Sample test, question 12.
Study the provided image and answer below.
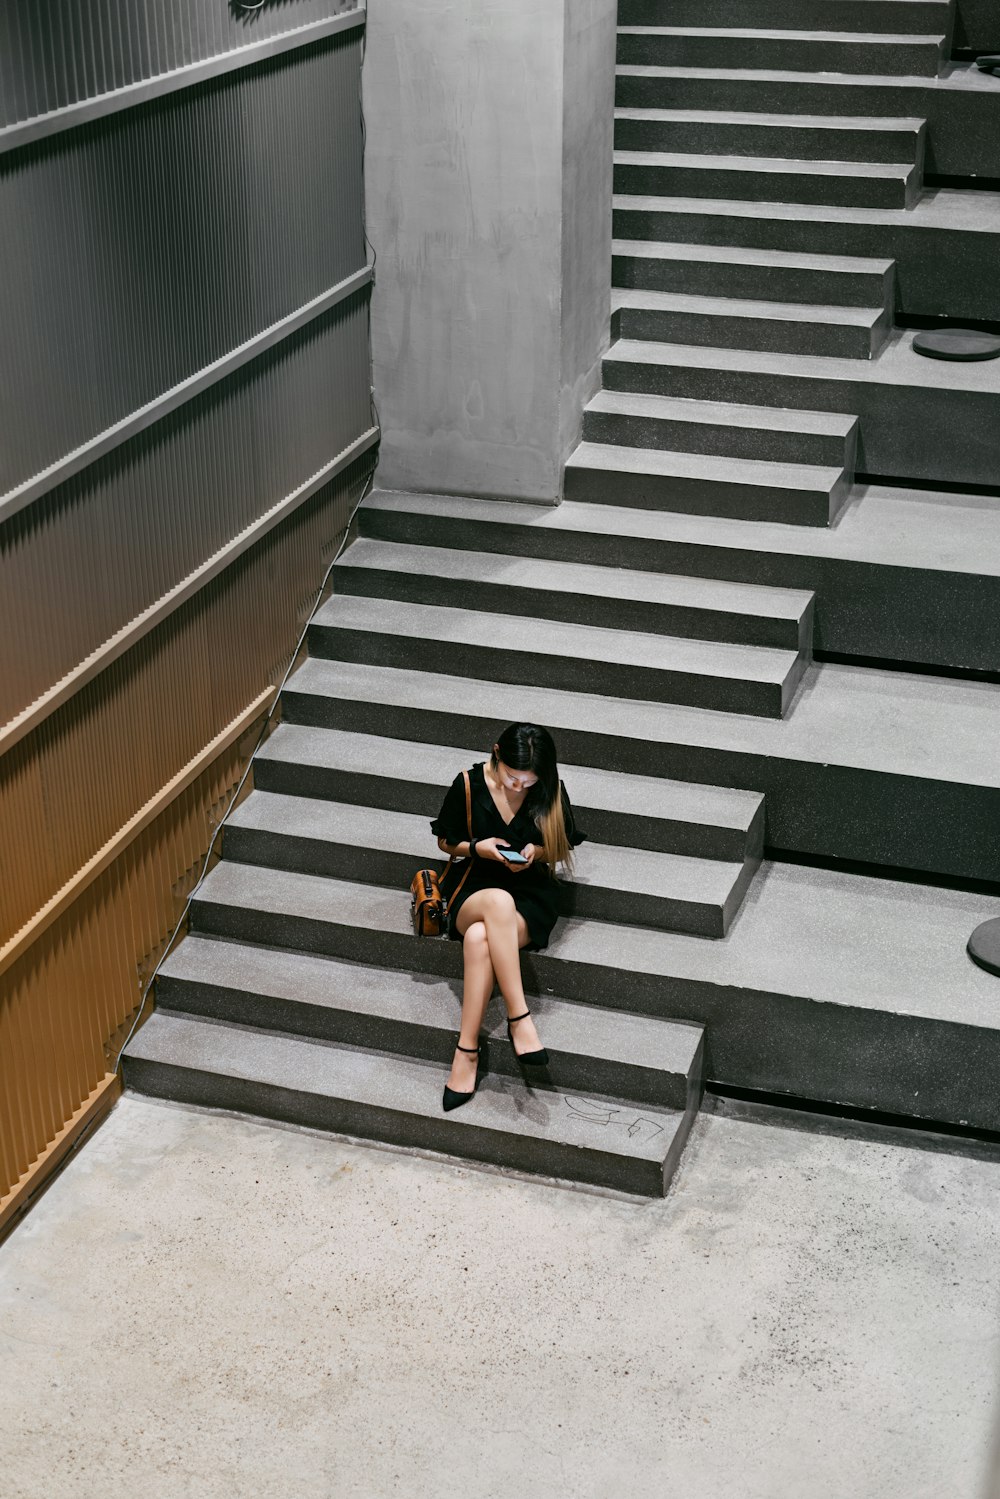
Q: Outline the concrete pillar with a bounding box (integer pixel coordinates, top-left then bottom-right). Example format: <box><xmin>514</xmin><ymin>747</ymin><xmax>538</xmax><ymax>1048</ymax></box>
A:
<box><xmin>363</xmin><ymin>0</ymin><xmax>617</xmax><ymax>503</ymax></box>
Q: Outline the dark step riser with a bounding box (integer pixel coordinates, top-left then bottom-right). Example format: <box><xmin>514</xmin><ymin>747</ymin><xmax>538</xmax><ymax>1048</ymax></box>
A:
<box><xmin>307</xmin><ymin>623</ymin><xmax>788</xmax><ymax>719</ymax></box>
<box><xmin>356</xmin><ymin>503</ymin><xmax>997</xmax><ymax>674</ymax></box>
<box><xmin>600</xmin><ymin>359</ymin><xmax>1000</xmax><ymax>488</ymax></box>
<box><xmin>335</xmin><ymin>560</ymin><xmax>805</xmax><ymax>650</ymax></box>
<box><xmin>155</xmin><ymin>978</ymin><xmax>695</xmax><ymax>1111</ymax></box>
<box><xmin>616</xmin><ymin>34</ymin><xmax>942</xmax><ymax>76</ymax></box>
<box><xmin>614</xmin><ymin>161</ymin><xmax>914</xmax><ymax>210</ymax></box>
<box><xmin>182</xmin><ymin>901</ymin><xmax>1000</xmax><ymax>1134</ymax></box>
<box><xmin>565</xmin><ymin>464</ymin><xmax>842</xmax><ymax>526</ymax></box>
<box><xmin>617</xmin><ymin>1</ymin><xmax>952</xmax><ymax>34</ymax></box>
<box><xmin>612</xmin><ymin>303</ymin><xmax>882</xmax><ymax>360</ymax></box>
<box><xmin>123</xmin><ymin>1054</ymin><xmax>671</xmax><ymax>1196</ymax></box>
<box><xmin>279</xmin><ymin>689</ymin><xmax>1000</xmax><ymax>884</ymax></box>
<box><xmin>220</xmin><ymin>826</ymin><xmax>733</xmax><ymax>938</ymax></box>
<box><xmin>614</xmin><ymin>79</ymin><xmax>999</xmax><ymax>183</ymax></box>
<box><xmin>612</xmin><ymin>253</ymin><xmax>891</xmax><ymax>309</ymax></box>
<box><xmin>614</xmin><ymin>119</ymin><xmax>924</xmax><ymax>166</ymax></box>
<box><xmin>253</xmin><ymin>759</ymin><xmax>764</xmax><ymax>863</ymax></box>
<box><xmin>615</xmin><ymin>207</ymin><xmax>1000</xmax><ymax>326</ymax></box>
<box><xmin>582</xmin><ymin>408</ymin><xmax>856</xmax><ymax>469</ymax></box>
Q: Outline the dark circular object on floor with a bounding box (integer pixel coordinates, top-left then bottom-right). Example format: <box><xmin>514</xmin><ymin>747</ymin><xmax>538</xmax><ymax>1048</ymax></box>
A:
<box><xmin>975</xmin><ymin>53</ymin><xmax>1000</xmax><ymax>70</ymax></box>
<box><xmin>968</xmin><ymin>917</ymin><xmax>1000</xmax><ymax>977</ymax></box>
<box><xmin>912</xmin><ymin>328</ymin><xmax>1000</xmax><ymax>361</ymax></box>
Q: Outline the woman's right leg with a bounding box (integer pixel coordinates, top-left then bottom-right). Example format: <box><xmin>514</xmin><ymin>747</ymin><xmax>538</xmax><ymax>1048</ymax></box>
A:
<box><xmin>446</xmin><ymin>920</ymin><xmax>495</xmax><ymax>1093</ymax></box>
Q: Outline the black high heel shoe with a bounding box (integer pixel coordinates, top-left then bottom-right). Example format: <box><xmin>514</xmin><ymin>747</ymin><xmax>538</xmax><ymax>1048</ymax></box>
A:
<box><xmin>507</xmin><ymin>1009</ymin><xmax>549</xmax><ymax>1068</ymax></box>
<box><xmin>442</xmin><ymin>1040</ymin><xmax>485</xmax><ymax>1113</ymax></box>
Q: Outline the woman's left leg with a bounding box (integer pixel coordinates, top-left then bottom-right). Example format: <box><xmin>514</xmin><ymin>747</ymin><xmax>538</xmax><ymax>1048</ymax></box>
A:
<box><xmin>445</xmin><ymin>920</ymin><xmax>495</xmax><ymax>1093</ymax></box>
<box><xmin>456</xmin><ymin>888</ymin><xmax>544</xmax><ymax>1057</ymax></box>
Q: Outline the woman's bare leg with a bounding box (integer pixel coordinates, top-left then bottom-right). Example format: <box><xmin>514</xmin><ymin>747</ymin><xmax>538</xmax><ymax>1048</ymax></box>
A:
<box><xmin>456</xmin><ymin>888</ymin><xmax>544</xmax><ymax>1057</ymax></box>
<box><xmin>446</xmin><ymin>921</ymin><xmax>495</xmax><ymax>1092</ymax></box>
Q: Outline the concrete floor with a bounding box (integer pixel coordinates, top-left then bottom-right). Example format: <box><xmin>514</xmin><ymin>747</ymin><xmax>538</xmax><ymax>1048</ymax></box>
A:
<box><xmin>2</xmin><ymin>1099</ymin><xmax>1000</xmax><ymax>1499</ymax></box>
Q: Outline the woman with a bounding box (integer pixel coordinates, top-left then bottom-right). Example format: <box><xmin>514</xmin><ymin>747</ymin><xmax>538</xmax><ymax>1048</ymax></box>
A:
<box><xmin>430</xmin><ymin>722</ymin><xmax>586</xmax><ymax>1112</ymax></box>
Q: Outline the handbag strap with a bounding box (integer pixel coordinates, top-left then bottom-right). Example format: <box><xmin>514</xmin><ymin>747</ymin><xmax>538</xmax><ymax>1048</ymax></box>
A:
<box><xmin>444</xmin><ymin>769</ymin><xmax>475</xmax><ymax>914</ymax></box>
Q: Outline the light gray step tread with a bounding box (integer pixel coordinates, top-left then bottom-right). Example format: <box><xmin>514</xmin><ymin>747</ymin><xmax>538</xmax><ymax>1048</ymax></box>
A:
<box><xmin>284</xmin><ymin>654</ymin><xmax>1000</xmax><ymax>791</ymax></box>
<box><xmin>228</xmin><ymin>791</ymin><xmax>748</xmax><ymax>906</ymax></box>
<box><xmin>362</xmin><ymin>487</ymin><xmax>1000</xmax><ymax>583</ymax></box>
<box><xmin>613</xmin><ymin>236</ymin><xmax>893</xmax><ymax>274</ymax></box>
<box><xmin>606</xmin><ymin>330</ymin><xmax>1000</xmax><ymax>396</ymax></box>
<box><xmin>587</xmin><ymin>389</ymin><xmax>857</xmax><ymax>438</ymax></box>
<box><xmin>613</xmin><ymin>189</ymin><xmax>1000</xmax><ymax>236</ymax></box>
<box><xmin>614</xmin><ymin>107</ymin><xmax>926</xmax><ymax>131</ymax></box>
<box><xmin>612</xmin><ymin>289</ymin><xmax>884</xmax><ymax>327</ymax></box>
<box><xmin>312</xmin><ymin>593</ymin><xmax>798</xmax><ymax>685</ymax></box>
<box><xmin>127</xmin><ymin>1009</ymin><xmax>686</xmax><ymax>1166</ymax></box>
<box><xmin>617</xmin><ymin>63</ymin><xmax>949</xmax><ymax>84</ymax></box>
<box><xmin>159</xmin><ymin>936</ymin><xmax>704</xmax><ymax>1076</ymax></box>
<box><xmin>189</xmin><ymin>860</ymin><xmax>1000</xmax><ymax>1033</ymax></box>
<box><xmin>566</xmin><ymin>441</ymin><xmax>844</xmax><ymax>493</ymax></box>
<box><xmin>617</xmin><ymin>26</ymin><xmax>942</xmax><ymax>43</ymax></box>
<box><xmin>615</xmin><ymin>149</ymin><xmax>915</xmax><ymax>178</ymax></box>
<box><xmin>339</xmin><ymin>535</ymin><xmax>813</xmax><ymax>621</ymax></box>
<box><xmin>257</xmin><ymin>724</ymin><xmax>766</xmax><ymax>831</ymax></box>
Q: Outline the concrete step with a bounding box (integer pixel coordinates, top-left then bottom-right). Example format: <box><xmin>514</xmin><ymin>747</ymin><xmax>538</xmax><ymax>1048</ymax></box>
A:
<box><xmin>156</xmin><ymin>936</ymin><xmax>706</xmax><ymax>1112</ymax></box>
<box><xmin>279</xmin><ymin>653</ymin><xmax>1000</xmax><ymax>883</ymax></box>
<box><xmin>613</xmin><ymin>149</ymin><xmax>921</xmax><ymax>210</ymax></box>
<box><xmin>123</xmin><ymin>1007</ymin><xmax>694</xmax><ymax>1197</ymax></box>
<box><xmin>614</xmin><ymin>66</ymin><xmax>1000</xmax><ymax>184</ymax></box>
<box><xmin>357</xmin><ymin>486</ymin><xmax>1000</xmax><ymax>674</ymax></box>
<box><xmin>307</xmin><ymin>593</ymin><xmax>805</xmax><ymax>719</ymax></box>
<box><xmin>617</xmin><ymin>3</ymin><xmax>953</xmax><ymax>38</ymax></box>
<box><xmin>614</xmin><ymin>65</ymin><xmax>1000</xmax><ymax>182</ymax></box>
<box><xmin>616</xmin><ymin>27</ymin><xmax>946</xmax><ymax>77</ymax></box>
<box><xmin>564</xmin><ymin>441</ymin><xmax>848</xmax><ymax>527</ymax></box>
<box><xmin>613</xmin><ymin>189</ymin><xmax>1000</xmax><ymax>325</ymax></box>
<box><xmin>582</xmin><ymin>389</ymin><xmax>859</xmax><ymax>470</ymax></box>
<box><xmin>614</xmin><ymin>107</ymin><xmax>926</xmax><ymax>165</ymax></box>
<box><xmin>221</xmin><ymin>790</ymin><xmax>756</xmax><ymax>938</ymax></box>
<box><xmin>612</xmin><ymin>237</ymin><xmax>894</xmax><ymax>307</ymax></box>
<box><xmin>601</xmin><ymin>333</ymin><xmax>1000</xmax><ymax>488</ymax></box>
<box><xmin>254</xmin><ymin>724</ymin><xmax>767</xmax><ymax>863</ymax></box>
<box><xmin>340</xmin><ymin>533</ymin><xmax>814</xmax><ymax>653</ymax></box>
<box><xmin>179</xmin><ymin>857</ymin><xmax>1000</xmax><ymax>1134</ymax></box>
<box><xmin>611</xmin><ymin>288</ymin><xmax>890</xmax><ymax>359</ymax></box>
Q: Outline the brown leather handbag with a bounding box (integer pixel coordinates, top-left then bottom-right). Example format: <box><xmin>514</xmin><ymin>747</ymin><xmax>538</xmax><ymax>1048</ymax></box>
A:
<box><xmin>410</xmin><ymin>770</ymin><xmax>474</xmax><ymax>937</ymax></box>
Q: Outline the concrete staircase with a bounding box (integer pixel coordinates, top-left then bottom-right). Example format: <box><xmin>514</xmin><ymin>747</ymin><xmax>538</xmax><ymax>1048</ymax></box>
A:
<box><xmin>124</xmin><ymin>0</ymin><xmax>1000</xmax><ymax>1190</ymax></box>
<box><xmin>575</xmin><ymin>2</ymin><xmax>949</xmax><ymax>525</ymax></box>
<box><xmin>124</xmin><ymin>508</ymin><xmax>799</xmax><ymax>1193</ymax></box>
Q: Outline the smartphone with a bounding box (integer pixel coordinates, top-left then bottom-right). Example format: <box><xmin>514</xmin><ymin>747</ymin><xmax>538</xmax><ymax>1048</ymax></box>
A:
<box><xmin>498</xmin><ymin>847</ymin><xmax>528</xmax><ymax>865</ymax></box>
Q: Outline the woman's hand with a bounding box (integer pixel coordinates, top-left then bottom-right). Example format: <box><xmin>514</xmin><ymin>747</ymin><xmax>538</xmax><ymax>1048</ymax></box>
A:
<box><xmin>475</xmin><ymin>836</ymin><xmax>513</xmax><ymax>863</ymax></box>
<box><xmin>510</xmin><ymin>843</ymin><xmax>541</xmax><ymax>874</ymax></box>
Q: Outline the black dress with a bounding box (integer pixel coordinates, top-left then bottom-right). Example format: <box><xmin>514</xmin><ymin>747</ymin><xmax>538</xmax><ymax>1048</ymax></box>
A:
<box><xmin>429</xmin><ymin>762</ymin><xmax>587</xmax><ymax>952</ymax></box>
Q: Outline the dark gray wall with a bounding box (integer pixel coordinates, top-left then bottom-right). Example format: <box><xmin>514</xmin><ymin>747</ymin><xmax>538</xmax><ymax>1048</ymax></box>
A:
<box><xmin>0</xmin><ymin>0</ymin><xmax>358</xmax><ymax>126</ymax></box>
<box><xmin>0</xmin><ymin>1</ymin><xmax>375</xmax><ymax>734</ymax></box>
<box><xmin>954</xmin><ymin>0</ymin><xmax>1000</xmax><ymax>49</ymax></box>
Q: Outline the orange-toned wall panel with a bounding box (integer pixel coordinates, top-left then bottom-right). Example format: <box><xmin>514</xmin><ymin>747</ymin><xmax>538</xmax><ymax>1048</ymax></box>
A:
<box><xmin>0</xmin><ymin>460</ymin><xmax>371</xmax><ymax>1221</ymax></box>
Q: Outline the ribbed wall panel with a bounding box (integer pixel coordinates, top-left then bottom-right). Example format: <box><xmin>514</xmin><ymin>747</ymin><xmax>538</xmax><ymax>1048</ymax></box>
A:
<box><xmin>0</xmin><ymin>33</ymin><xmax>365</xmax><ymax>501</ymax></box>
<box><xmin>1</xmin><ymin>10</ymin><xmax>372</xmax><ymax>1225</ymax></box>
<box><xmin>0</xmin><ymin>458</ymin><xmax>369</xmax><ymax>952</ymax></box>
<box><xmin>0</xmin><ymin>0</ymin><xmax>359</xmax><ymax>127</ymax></box>
<box><xmin>0</xmin><ymin>294</ymin><xmax>372</xmax><ymax>730</ymax></box>
<box><xmin>1</xmin><ymin>721</ymin><xmax>252</xmax><ymax>1214</ymax></box>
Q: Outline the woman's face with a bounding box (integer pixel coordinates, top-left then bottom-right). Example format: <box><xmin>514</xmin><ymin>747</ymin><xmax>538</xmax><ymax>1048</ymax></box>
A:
<box><xmin>494</xmin><ymin>749</ymin><xmax>538</xmax><ymax>794</ymax></box>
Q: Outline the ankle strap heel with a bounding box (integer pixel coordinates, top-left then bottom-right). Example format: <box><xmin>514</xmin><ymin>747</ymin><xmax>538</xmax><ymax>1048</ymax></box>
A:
<box><xmin>506</xmin><ymin>1009</ymin><xmax>549</xmax><ymax>1069</ymax></box>
<box><xmin>442</xmin><ymin>1037</ymin><xmax>485</xmax><ymax>1113</ymax></box>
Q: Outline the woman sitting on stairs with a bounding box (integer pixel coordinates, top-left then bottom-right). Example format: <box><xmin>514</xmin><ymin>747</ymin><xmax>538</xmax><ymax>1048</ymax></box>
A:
<box><xmin>430</xmin><ymin>722</ymin><xmax>586</xmax><ymax>1113</ymax></box>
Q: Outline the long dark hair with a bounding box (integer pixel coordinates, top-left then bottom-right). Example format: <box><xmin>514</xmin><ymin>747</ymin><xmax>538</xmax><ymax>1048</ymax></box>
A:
<box><xmin>490</xmin><ymin>723</ymin><xmax>572</xmax><ymax>872</ymax></box>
